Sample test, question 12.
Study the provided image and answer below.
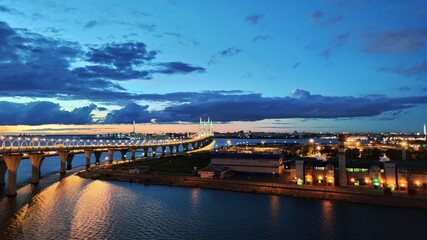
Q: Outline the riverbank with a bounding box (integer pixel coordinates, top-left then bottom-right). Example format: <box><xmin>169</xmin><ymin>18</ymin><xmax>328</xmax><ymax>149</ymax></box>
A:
<box><xmin>77</xmin><ymin>169</ymin><xmax>427</xmax><ymax>209</ymax></box>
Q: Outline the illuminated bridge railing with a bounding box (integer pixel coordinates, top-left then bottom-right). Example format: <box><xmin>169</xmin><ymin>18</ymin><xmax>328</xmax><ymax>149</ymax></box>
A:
<box><xmin>0</xmin><ymin>132</ymin><xmax>212</xmax><ymax>154</ymax></box>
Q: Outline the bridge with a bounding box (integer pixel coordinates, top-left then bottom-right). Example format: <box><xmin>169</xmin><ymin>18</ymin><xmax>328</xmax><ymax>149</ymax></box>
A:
<box><xmin>0</xmin><ymin>131</ymin><xmax>213</xmax><ymax>196</ymax></box>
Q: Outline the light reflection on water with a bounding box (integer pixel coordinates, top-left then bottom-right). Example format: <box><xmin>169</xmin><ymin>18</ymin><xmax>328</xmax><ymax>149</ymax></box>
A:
<box><xmin>1</xmin><ymin>174</ymin><xmax>427</xmax><ymax>239</ymax></box>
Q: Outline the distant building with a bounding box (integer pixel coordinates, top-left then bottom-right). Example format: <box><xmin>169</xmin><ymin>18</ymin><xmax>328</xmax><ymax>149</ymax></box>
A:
<box><xmin>210</xmin><ymin>152</ymin><xmax>283</xmax><ymax>175</ymax></box>
<box><xmin>198</xmin><ymin>166</ymin><xmax>229</xmax><ymax>179</ymax></box>
<box><xmin>284</xmin><ymin>158</ymin><xmax>427</xmax><ymax>190</ymax></box>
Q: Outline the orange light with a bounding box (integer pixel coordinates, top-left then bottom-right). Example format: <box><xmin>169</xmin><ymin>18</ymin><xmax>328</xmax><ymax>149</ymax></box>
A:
<box><xmin>350</xmin><ymin>178</ymin><xmax>355</xmax><ymax>183</ymax></box>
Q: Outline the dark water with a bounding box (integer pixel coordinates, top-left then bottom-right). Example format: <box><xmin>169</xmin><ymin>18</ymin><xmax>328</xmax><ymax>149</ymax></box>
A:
<box><xmin>1</xmin><ymin>138</ymin><xmax>427</xmax><ymax>239</ymax></box>
<box><xmin>1</xmin><ymin>175</ymin><xmax>427</xmax><ymax>240</ymax></box>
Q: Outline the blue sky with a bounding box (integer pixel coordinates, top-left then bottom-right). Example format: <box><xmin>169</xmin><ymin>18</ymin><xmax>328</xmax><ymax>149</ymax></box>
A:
<box><xmin>0</xmin><ymin>0</ymin><xmax>427</xmax><ymax>133</ymax></box>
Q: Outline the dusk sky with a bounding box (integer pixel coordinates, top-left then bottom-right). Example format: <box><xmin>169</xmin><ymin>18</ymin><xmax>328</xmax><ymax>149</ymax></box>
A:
<box><xmin>1</xmin><ymin>0</ymin><xmax>427</xmax><ymax>134</ymax></box>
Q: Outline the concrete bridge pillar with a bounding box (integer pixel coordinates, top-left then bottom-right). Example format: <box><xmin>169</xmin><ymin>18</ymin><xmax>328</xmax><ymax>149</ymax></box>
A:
<box><xmin>152</xmin><ymin>147</ymin><xmax>157</xmax><ymax>157</ymax></box>
<box><xmin>58</xmin><ymin>151</ymin><xmax>69</xmax><ymax>174</ymax></box>
<box><xmin>161</xmin><ymin>146</ymin><xmax>166</xmax><ymax>157</ymax></box>
<box><xmin>0</xmin><ymin>159</ymin><xmax>7</xmax><ymax>185</ymax></box>
<box><xmin>94</xmin><ymin>151</ymin><xmax>102</xmax><ymax>165</ymax></box>
<box><xmin>66</xmin><ymin>153</ymin><xmax>75</xmax><ymax>170</ymax></box>
<box><xmin>183</xmin><ymin>143</ymin><xmax>189</xmax><ymax>151</ymax></box>
<box><xmin>84</xmin><ymin>150</ymin><xmax>92</xmax><ymax>168</ymax></box>
<box><xmin>130</xmin><ymin>148</ymin><xmax>136</xmax><ymax>160</ymax></box>
<box><xmin>29</xmin><ymin>153</ymin><xmax>44</xmax><ymax>184</ymax></box>
<box><xmin>169</xmin><ymin>145</ymin><xmax>174</xmax><ymax>155</ymax></box>
<box><xmin>3</xmin><ymin>154</ymin><xmax>23</xmax><ymax>196</ymax></box>
<box><xmin>120</xmin><ymin>150</ymin><xmax>127</xmax><ymax>160</ymax></box>
<box><xmin>143</xmin><ymin>148</ymin><xmax>148</xmax><ymax>158</ymax></box>
<box><xmin>108</xmin><ymin>149</ymin><xmax>114</xmax><ymax>164</ymax></box>
<box><xmin>39</xmin><ymin>157</ymin><xmax>44</xmax><ymax>179</ymax></box>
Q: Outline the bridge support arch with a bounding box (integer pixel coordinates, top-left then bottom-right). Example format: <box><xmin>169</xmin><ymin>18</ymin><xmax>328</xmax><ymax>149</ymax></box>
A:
<box><xmin>169</xmin><ymin>145</ymin><xmax>175</xmax><ymax>155</ymax></box>
<box><xmin>108</xmin><ymin>149</ymin><xmax>114</xmax><ymax>164</ymax></box>
<box><xmin>183</xmin><ymin>143</ymin><xmax>189</xmax><ymax>151</ymax></box>
<box><xmin>84</xmin><ymin>150</ymin><xmax>92</xmax><ymax>168</ymax></box>
<box><xmin>94</xmin><ymin>151</ymin><xmax>102</xmax><ymax>165</ymax></box>
<box><xmin>130</xmin><ymin>148</ymin><xmax>136</xmax><ymax>160</ymax></box>
<box><xmin>58</xmin><ymin>151</ymin><xmax>69</xmax><ymax>174</ymax></box>
<box><xmin>29</xmin><ymin>153</ymin><xmax>44</xmax><ymax>184</ymax></box>
<box><xmin>120</xmin><ymin>150</ymin><xmax>127</xmax><ymax>160</ymax></box>
<box><xmin>143</xmin><ymin>148</ymin><xmax>149</xmax><ymax>158</ymax></box>
<box><xmin>3</xmin><ymin>154</ymin><xmax>23</xmax><ymax>196</ymax></box>
<box><xmin>66</xmin><ymin>153</ymin><xmax>75</xmax><ymax>170</ymax></box>
<box><xmin>152</xmin><ymin>147</ymin><xmax>157</xmax><ymax>157</ymax></box>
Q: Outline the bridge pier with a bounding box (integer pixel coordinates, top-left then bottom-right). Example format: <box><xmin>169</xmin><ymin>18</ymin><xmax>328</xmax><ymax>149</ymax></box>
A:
<box><xmin>161</xmin><ymin>146</ymin><xmax>166</xmax><ymax>157</ymax></box>
<box><xmin>183</xmin><ymin>143</ymin><xmax>189</xmax><ymax>151</ymax></box>
<box><xmin>84</xmin><ymin>150</ymin><xmax>92</xmax><ymax>168</ymax></box>
<box><xmin>169</xmin><ymin>145</ymin><xmax>174</xmax><ymax>156</ymax></box>
<box><xmin>58</xmin><ymin>151</ymin><xmax>69</xmax><ymax>174</ymax></box>
<box><xmin>94</xmin><ymin>151</ymin><xmax>102</xmax><ymax>165</ymax></box>
<box><xmin>108</xmin><ymin>149</ymin><xmax>114</xmax><ymax>164</ymax></box>
<box><xmin>152</xmin><ymin>147</ymin><xmax>157</xmax><ymax>157</ymax></box>
<box><xmin>3</xmin><ymin>154</ymin><xmax>23</xmax><ymax>196</ymax></box>
<box><xmin>66</xmin><ymin>153</ymin><xmax>75</xmax><ymax>170</ymax></box>
<box><xmin>29</xmin><ymin>153</ymin><xmax>44</xmax><ymax>184</ymax></box>
<box><xmin>143</xmin><ymin>148</ymin><xmax>148</xmax><ymax>158</ymax></box>
<box><xmin>120</xmin><ymin>150</ymin><xmax>127</xmax><ymax>160</ymax></box>
<box><xmin>130</xmin><ymin>148</ymin><xmax>136</xmax><ymax>160</ymax></box>
<box><xmin>0</xmin><ymin>159</ymin><xmax>6</xmax><ymax>185</ymax></box>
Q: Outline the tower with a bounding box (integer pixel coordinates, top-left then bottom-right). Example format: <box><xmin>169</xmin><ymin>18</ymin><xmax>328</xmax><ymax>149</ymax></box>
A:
<box><xmin>133</xmin><ymin>120</ymin><xmax>136</xmax><ymax>133</ymax></box>
<box><xmin>199</xmin><ymin>117</ymin><xmax>212</xmax><ymax>134</ymax></box>
<box><xmin>424</xmin><ymin>124</ymin><xmax>426</xmax><ymax>136</ymax></box>
<box><xmin>338</xmin><ymin>134</ymin><xmax>347</xmax><ymax>186</ymax></box>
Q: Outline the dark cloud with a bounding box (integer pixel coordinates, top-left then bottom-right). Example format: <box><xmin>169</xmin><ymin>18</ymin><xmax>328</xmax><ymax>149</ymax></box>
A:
<box><xmin>0</xmin><ymin>101</ymin><xmax>96</xmax><ymax>125</ymax></box>
<box><xmin>245</xmin><ymin>13</ymin><xmax>264</xmax><ymax>25</ymax></box>
<box><xmin>156</xmin><ymin>62</ymin><xmax>205</xmax><ymax>74</ymax></box>
<box><xmin>378</xmin><ymin>60</ymin><xmax>427</xmax><ymax>76</ymax></box>
<box><xmin>363</xmin><ymin>29</ymin><xmax>427</xmax><ymax>54</ymax></box>
<box><xmin>84</xmin><ymin>20</ymin><xmax>98</xmax><ymax>29</ymax></box>
<box><xmin>220</xmin><ymin>47</ymin><xmax>241</xmax><ymax>57</ymax></box>
<box><xmin>292</xmin><ymin>62</ymin><xmax>301</xmax><ymax>69</ymax></box>
<box><xmin>86</xmin><ymin>42</ymin><xmax>157</xmax><ymax>68</ymax></box>
<box><xmin>100</xmin><ymin>89</ymin><xmax>427</xmax><ymax>123</ymax></box>
<box><xmin>104</xmin><ymin>103</ymin><xmax>152</xmax><ymax>123</ymax></box>
<box><xmin>252</xmin><ymin>35</ymin><xmax>271</xmax><ymax>42</ymax></box>
<box><xmin>0</xmin><ymin>21</ymin><xmax>205</xmax><ymax>102</ymax></box>
<box><xmin>209</xmin><ymin>47</ymin><xmax>242</xmax><ymax>64</ymax></box>
<box><xmin>0</xmin><ymin>4</ymin><xmax>12</xmax><ymax>13</ymax></box>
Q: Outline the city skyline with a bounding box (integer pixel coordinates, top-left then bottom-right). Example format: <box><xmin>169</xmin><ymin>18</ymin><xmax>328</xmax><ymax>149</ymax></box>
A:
<box><xmin>1</xmin><ymin>0</ymin><xmax>427</xmax><ymax>133</ymax></box>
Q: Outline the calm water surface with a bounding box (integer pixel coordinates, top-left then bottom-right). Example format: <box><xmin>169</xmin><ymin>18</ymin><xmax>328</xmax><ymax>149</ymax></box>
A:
<box><xmin>1</xmin><ymin>138</ymin><xmax>426</xmax><ymax>239</ymax></box>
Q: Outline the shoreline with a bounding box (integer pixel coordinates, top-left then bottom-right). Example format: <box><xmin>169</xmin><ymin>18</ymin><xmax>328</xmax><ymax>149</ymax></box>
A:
<box><xmin>77</xmin><ymin>170</ymin><xmax>427</xmax><ymax>210</ymax></box>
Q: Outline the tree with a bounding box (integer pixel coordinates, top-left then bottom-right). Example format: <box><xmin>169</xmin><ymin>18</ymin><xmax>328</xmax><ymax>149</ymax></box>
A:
<box><xmin>346</xmin><ymin>148</ymin><xmax>360</xmax><ymax>159</ymax></box>
<box><xmin>300</xmin><ymin>145</ymin><xmax>314</xmax><ymax>156</ymax></box>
